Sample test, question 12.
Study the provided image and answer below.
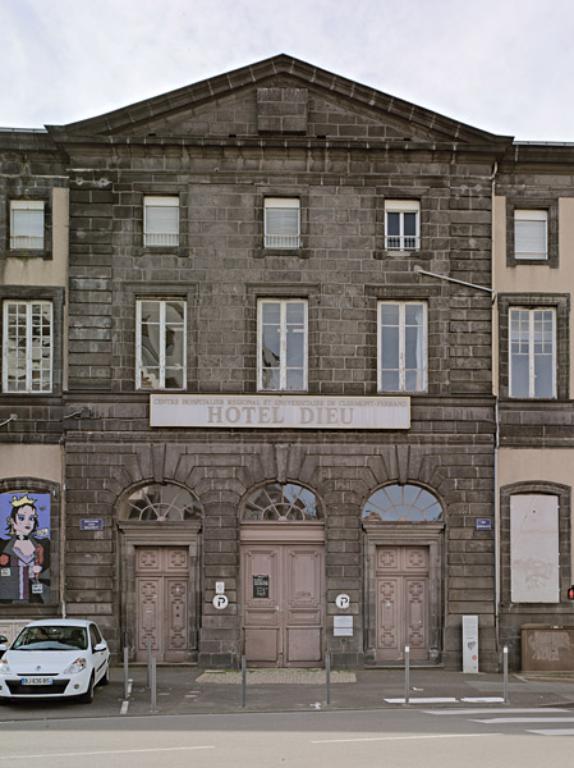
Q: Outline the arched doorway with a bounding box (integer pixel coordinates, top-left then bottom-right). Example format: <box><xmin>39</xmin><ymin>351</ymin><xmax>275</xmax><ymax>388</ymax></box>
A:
<box><xmin>362</xmin><ymin>483</ymin><xmax>444</xmax><ymax>665</ymax></box>
<box><xmin>240</xmin><ymin>482</ymin><xmax>325</xmax><ymax>667</ymax></box>
<box><xmin>117</xmin><ymin>482</ymin><xmax>203</xmax><ymax>663</ymax></box>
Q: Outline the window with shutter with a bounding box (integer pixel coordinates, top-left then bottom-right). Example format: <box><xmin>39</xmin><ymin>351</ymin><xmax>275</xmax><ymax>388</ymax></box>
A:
<box><xmin>264</xmin><ymin>198</ymin><xmax>300</xmax><ymax>249</ymax></box>
<box><xmin>384</xmin><ymin>200</ymin><xmax>420</xmax><ymax>251</ymax></box>
<box><xmin>143</xmin><ymin>197</ymin><xmax>179</xmax><ymax>247</ymax></box>
<box><xmin>10</xmin><ymin>201</ymin><xmax>45</xmax><ymax>250</ymax></box>
<box><xmin>514</xmin><ymin>210</ymin><xmax>548</xmax><ymax>260</ymax></box>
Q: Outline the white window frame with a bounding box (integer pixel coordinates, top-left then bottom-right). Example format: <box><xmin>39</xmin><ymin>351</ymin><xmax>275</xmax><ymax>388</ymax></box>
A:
<box><xmin>264</xmin><ymin>198</ymin><xmax>301</xmax><ymax>249</ymax></box>
<box><xmin>2</xmin><ymin>300</ymin><xmax>53</xmax><ymax>393</ymax></box>
<box><xmin>257</xmin><ymin>299</ymin><xmax>308</xmax><ymax>391</ymax></box>
<box><xmin>143</xmin><ymin>196</ymin><xmax>180</xmax><ymax>248</ymax></box>
<box><xmin>509</xmin><ymin>307</ymin><xmax>556</xmax><ymax>399</ymax></box>
<box><xmin>514</xmin><ymin>209</ymin><xmax>548</xmax><ymax>260</ymax></box>
<box><xmin>10</xmin><ymin>200</ymin><xmax>45</xmax><ymax>250</ymax></box>
<box><xmin>384</xmin><ymin>200</ymin><xmax>420</xmax><ymax>251</ymax></box>
<box><xmin>378</xmin><ymin>301</ymin><xmax>427</xmax><ymax>392</ymax></box>
<box><xmin>135</xmin><ymin>298</ymin><xmax>187</xmax><ymax>390</ymax></box>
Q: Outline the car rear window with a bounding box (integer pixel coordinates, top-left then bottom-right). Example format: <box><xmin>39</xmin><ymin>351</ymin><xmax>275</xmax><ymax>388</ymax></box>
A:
<box><xmin>13</xmin><ymin>625</ymin><xmax>88</xmax><ymax>651</ymax></box>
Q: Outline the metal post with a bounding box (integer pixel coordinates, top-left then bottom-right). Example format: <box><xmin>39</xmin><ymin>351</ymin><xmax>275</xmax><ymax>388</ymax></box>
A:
<box><xmin>123</xmin><ymin>645</ymin><xmax>129</xmax><ymax>700</ymax></box>
<box><xmin>503</xmin><ymin>645</ymin><xmax>510</xmax><ymax>705</ymax></box>
<box><xmin>150</xmin><ymin>655</ymin><xmax>157</xmax><ymax>713</ymax></box>
<box><xmin>146</xmin><ymin>637</ymin><xmax>152</xmax><ymax>689</ymax></box>
<box><xmin>241</xmin><ymin>655</ymin><xmax>247</xmax><ymax>708</ymax></box>
<box><xmin>404</xmin><ymin>645</ymin><xmax>410</xmax><ymax>705</ymax></box>
<box><xmin>325</xmin><ymin>652</ymin><xmax>331</xmax><ymax>706</ymax></box>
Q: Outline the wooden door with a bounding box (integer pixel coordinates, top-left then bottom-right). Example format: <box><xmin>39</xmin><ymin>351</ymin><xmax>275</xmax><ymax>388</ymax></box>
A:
<box><xmin>135</xmin><ymin>547</ymin><xmax>189</xmax><ymax>662</ymax></box>
<box><xmin>242</xmin><ymin>543</ymin><xmax>323</xmax><ymax>667</ymax></box>
<box><xmin>375</xmin><ymin>545</ymin><xmax>429</xmax><ymax>662</ymax></box>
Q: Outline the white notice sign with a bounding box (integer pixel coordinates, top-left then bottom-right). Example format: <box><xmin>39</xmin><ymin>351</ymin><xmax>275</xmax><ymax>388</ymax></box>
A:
<box><xmin>333</xmin><ymin>616</ymin><xmax>353</xmax><ymax>637</ymax></box>
<box><xmin>150</xmin><ymin>395</ymin><xmax>410</xmax><ymax>430</ymax></box>
<box><xmin>462</xmin><ymin>615</ymin><xmax>479</xmax><ymax>673</ymax></box>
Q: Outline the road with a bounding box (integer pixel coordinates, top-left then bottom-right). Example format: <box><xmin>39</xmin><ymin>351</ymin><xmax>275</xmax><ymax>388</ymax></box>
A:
<box><xmin>0</xmin><ymin>706</ymin><xmax>573</xmax><ymax>767</ymax></box>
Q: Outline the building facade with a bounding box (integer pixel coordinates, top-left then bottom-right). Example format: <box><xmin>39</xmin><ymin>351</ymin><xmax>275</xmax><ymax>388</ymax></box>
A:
<box><xmin>0</xmin><ymin>55</ymin><xmax>571</xmax><ymax>670</ymax></box>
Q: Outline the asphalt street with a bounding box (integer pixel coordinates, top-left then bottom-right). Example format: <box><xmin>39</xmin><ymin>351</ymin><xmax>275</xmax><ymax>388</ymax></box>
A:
<box><xmin>0</xmin><ymin>707</ymin><xmax>573</xmax><ymax>767</ymax></box>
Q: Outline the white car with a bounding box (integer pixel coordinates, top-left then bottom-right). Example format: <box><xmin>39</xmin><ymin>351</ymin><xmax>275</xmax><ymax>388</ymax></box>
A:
<box><xmin>0</xmin><ymin>619</ymin><xmax>110</xmax><ymax>703</ymax></box>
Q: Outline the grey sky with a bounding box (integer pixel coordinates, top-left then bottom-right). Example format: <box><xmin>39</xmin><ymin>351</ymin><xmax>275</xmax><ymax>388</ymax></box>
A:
<box><xmin>1</xmin><ymin>0</ymin><xmax>573</xmax><ymax>141</ymax></box>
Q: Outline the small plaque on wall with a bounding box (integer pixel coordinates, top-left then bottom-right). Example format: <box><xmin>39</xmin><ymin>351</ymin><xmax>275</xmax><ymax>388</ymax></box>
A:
<box><xmin>253</xmin><ymin>575</ymin><xmax>269</xmax><ymax>599</ymax></box>
<box><xmin>80</xmin><ymin>518</ymin><xmax>104</xmax><ymax>531</ymax></box>
<box><xmin>333</xmin><ymin>616</ymin><xmax>353</xmax><ymax>637</ymax></box>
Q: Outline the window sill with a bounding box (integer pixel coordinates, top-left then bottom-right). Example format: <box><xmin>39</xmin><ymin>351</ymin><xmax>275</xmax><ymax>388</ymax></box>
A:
<box><xmin>509</xmin><ymin>258</ymin><xmax>554</xmax><ymax>267</ymax></box>
<box><xmin>254</xmin><ymin>247</ymin><xmax>309</xmax><ymax>259</ymax></box>
<box><xmin>373</xmin><ymin>249</ymin><xmax>432</xmax><ymax>260</ymax></box>
<box><xmin>138</xmin><ymin>247</ymin><xmax>187</xmax><ymax>258</ymax></box>
<box><xmin>4</xmin><ymin>248</ymin><xmax>52</xmax><ymax>261</ymax></box>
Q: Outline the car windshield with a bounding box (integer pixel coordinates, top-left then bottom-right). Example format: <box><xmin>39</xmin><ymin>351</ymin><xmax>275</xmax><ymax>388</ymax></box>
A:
<box><xmin>12</xmin><ymin>626</ymin><xmax>88</xmax><ymax>651</ymax></box>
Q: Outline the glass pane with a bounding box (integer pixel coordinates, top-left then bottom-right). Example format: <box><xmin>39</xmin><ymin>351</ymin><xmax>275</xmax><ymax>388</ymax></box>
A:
<box><xmin>381</xmin><ymin>326</ymin><xmax>399</xmax><ymax>369</ymax></box>
<box><xmin>140</xmin><ymin>302</ymin><xmax>160</xmax><ymax>324</ymax></box>
<box><xmin>405</xmin><ymin>325</ymin><xmax>421</xmax><ymax>370</ymax></box>
<box><xmin>381</xmin><ymin>304</ymin><xmax>399</xmax><ymax>325</ymax></box>
<box><xmin>165</xmin><ymin>301</ymin><xmax>185</xmax><ymax>324</ymax></box>
<box><xmin>286</xmin><ymin>326</ymin><xmax>304</xmax><ymax>366</ymax></box>
<box><xmin>534</xmin><ymin>354</ymin><xmax>554</xmax><ymax>398</ymax></box>
<box><xmin>386</xmin><ymin>212</ymin><xmax>400</xmax><ymax>236</ymax></box>
<box><xmin>165</xmin><ymin>327</ymin><xmax>184</xmax><ymax>369</ymax></box>
<box><xmin>286</xmin><ymin>368</ymin><xmax>304</xmax><ymax>390</ymax></box>
<box><xmin>140</xmin><ymin>367</ymin><xmax>160</xmax><ymax>389</ymax></box>
<box><xmin>165</xmin><ymin>368</ymin><xmax>184</xmax><ymax>389</ymax></box>
<box><xmin>261</xmin><ymin>325</ymin><xmax>280</xmax><ymax>367</ymax></box>
<box><xmin>262</xmin><ymin>302</ymin><xmax>280</xmax><ymax>324</ymax></box>
<box><xmin>286</xmin><ymin>302</ymin><xmax>305</xmax><ymax>324</ymax></box>
<box><xmin>405</xmin><ymin>304</ymin><xmax>423</xmax><ymax>326</ymax></box>
<box><xmin>405</xmin><ymin>369</ymin><xmax>418</xmax><ymax>392</ymax></box>
<box><xmin>262</xmin><ymin>367</ymin><xmax>280</xmax><ymax>390</ymax></box>
<box><xmin>381</xmin><ymin>371</ymin><xmax>399</xmax><ymax>391</ymax></box>
<box><xmin>403</xmin><ymin>212</ymin><xmax>417</xmax><ymax>237</ymax></box>
<box><xmin>141</xmin><ymin>324</ymin><xmax>160</xmax><ymax>366</ymax></box>
<box><xmin>510</xmin><ymin>353</ymin><xmax>529</xmax><ymax>398</ymax></box>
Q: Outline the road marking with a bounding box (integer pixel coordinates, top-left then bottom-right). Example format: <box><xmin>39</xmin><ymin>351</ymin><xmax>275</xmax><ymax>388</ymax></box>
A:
<box><xmin>312</xmin><ymin>734</ymin><xmax>502</xmax><ymax>744</ymax></box>
<box><xmin>0</xmin><ymin>746</ymin><xmax>215</xmax><ymax>761</ymax></box>
<box><xmin>527</xmin><ymin>728</ymin><xmax>574</xmax><ymax>736</ymax></box>
<box><xmin>120</xmin><ymin>699</ymin><xmax>129</xmax><ymax>715</ymax></box>
<box><xmin>473</xmin><ymin>717</ymin><xmax>574</xmax><ymax>725</ymax></box>
<box><xmin>460</xmin><ymin>697</ymin><xmax>505</xmax><ymax>703</ymax></box>
<box><xmin>425</xmin><ymin>708</ymin><xmax>567</xmax><ymax>716</ymax></box>
<box><xmin>384</xmin><ymin>697</ymin><xmax>457</xmax><ymax>704</ymax></box>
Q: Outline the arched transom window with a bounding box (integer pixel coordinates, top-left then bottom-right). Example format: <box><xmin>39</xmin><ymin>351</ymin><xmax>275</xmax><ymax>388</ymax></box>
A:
<box><xmin>243</xmin><ymin>483</ymin><xmax>322</xmax><ymax>522</ymax></box>
<box><xmin>362</xmin><ymin>483</ymin><xmax>442</xmax><ymax>523</ymax></box>
<box><xmin>122</xmin><ymin>483</ymin><xmax>202</xmax><ymax>522</ymax></box>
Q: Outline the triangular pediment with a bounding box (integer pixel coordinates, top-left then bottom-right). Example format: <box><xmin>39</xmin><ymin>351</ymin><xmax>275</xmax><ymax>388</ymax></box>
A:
<box><xmin>48</xmin><ymin>54</ymin><xmax>511</xmax><ymax>147</ymax></box>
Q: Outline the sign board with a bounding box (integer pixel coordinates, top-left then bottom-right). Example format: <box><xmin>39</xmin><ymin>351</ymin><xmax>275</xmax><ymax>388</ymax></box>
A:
<box><xmin>475</xmin><ymin>518</ymin><xmax>492</xmax><ymax>531</ymax></box>
<box><xmin>462</xmin><ymin>614</ymin><xmax>479</xmax><ymax>673</ymax></box>
<box><xmin>80</xmin><ymin>518</ymin><xmax>104</xmax><ymax>532</ymax></box>
<box><xmin>333</xmin><ymin>615</ymin><xmax>353</xmax><ymax>637</ymax></box>
<box><xmin>253</xmin><ymin>575</ymin><xmax>269</xmax><ymax>599</ymax></box>
<box><xmin>212</xmin><ymin>594</ymin><xmax>229</xmax><ymax>610</ymax></box>
<box><xmin>335</xmin><ymin>593</ymin><xmax>350</xmax><ymax>610</ymax></box>
<box><xmin>150</xmin><ymin>394</ymin><xmax>410</xmax><ymax>430</ymax></box>
<box><xmin>215</xmin><ymin>581</ymin><xmax>225</xmax><ymax>595</ymax></box>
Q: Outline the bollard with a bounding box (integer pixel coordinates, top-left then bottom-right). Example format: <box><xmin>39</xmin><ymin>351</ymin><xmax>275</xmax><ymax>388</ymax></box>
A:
<box><xmin>150</xmin><ymin>655</ymin><xmax>157</xmax><ymax>713</ymax></box>
<box><xmin>404</xmin><ymin>645</ymin><xmax>410</xmax><ymax>705</ymax></box>
<box><xmin>146</xmin><ymin>637</ymin><xmax>152</xmax><ymax>689</ymax></box>
<box><xmin>241</xmin><ymin>655</ymin><xmax>247</xmax><ymax>708</ymax></box>
<box><xmin>123</xmin><ymin>645</ymin><xmax>129</xmax><ymax>700</ymax></box>
<box><xmin>503</xmin><ymin>645</ymin><xmax>510</xmax><ymax>705</ymax></box>
<box><xmin>325</xmin><ymin>652</ymin><xmax>331</xmax><ymax>706</ymax></box>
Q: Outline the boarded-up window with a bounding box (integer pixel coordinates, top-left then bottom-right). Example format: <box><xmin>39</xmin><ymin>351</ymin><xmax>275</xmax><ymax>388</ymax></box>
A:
<box><xmin>510</xmin><ymin>494</ymin><xmax>559</xmax><ymax>603</ymax></box>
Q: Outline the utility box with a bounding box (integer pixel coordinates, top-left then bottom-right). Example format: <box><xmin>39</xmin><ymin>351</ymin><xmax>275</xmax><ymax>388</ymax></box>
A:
<box><xmin>521</xmin><ymin>624</ymin><xmax>574</xmax><ymax>671</ymax></box>
<box><xmin>462</xmin><ymin>615</ymin><xmax>479</xmax><ymax>673</ymax></box>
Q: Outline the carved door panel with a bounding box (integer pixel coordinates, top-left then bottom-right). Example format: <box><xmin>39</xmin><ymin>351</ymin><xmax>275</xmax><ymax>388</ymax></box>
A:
<box><xmin>242</xmin><ymin>543</ymin><xmax>324</xmax><ymax>667</ymax></box>
<box><xmin>135</xmin><ymin>546</ymin><xmax>190</xmax><ymax>662</ymax></box>
<box><xmin>376</xmin><ymin>546</ymin><xmax>429</xmax><ymax>662</ymax></box>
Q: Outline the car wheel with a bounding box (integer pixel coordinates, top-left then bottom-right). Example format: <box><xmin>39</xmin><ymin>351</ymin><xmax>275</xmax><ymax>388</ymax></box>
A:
<box><xmin>78</xmin><ymin>674</ymin><xmax>95</xmax><ymax>704</ymax></box>
<box><xmin>98</xmin><ymin>666</ymin><xmax>110</xmax><ymax>687</ymax></box>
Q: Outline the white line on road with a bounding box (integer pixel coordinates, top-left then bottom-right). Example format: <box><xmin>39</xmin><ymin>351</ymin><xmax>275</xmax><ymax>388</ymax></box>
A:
<box><xmin>527</xmin><ymin>728</ymin><xmax>574</xmax><ymax>736</ymax></box>
<box><xmin>473</xmin><ymin>717</ymin><xmax>574</xmax><ymax>725</ymax></box>
<box><xmin>425</xmin><ymin>708</ymin><xmax>567</xmax><ymax>716</ymax></box>
<box><xmin>312</xmin><ymin>734</ymin><xmax>502</xmax><ymax>744</ymax></box>
<box><xmin>384</xmin><ymin>697</ymin><xmax>458</xmax><ymax>704</ymax></box>
<box><xmin>0</xmin><ymin>746</ymin><xmax>215</xmax><ymax>761</ymax></box>
<box><xmin>460</xmin><ymin>697</ymin><xmax>505</xmax><ymax>703</ymax></box>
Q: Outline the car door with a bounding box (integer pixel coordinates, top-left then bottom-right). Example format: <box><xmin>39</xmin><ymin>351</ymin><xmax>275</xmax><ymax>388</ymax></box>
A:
<box><xmin>89</xmin><ymin>624</ymin><xmax>108</xmax><ymax>682</ymax></box>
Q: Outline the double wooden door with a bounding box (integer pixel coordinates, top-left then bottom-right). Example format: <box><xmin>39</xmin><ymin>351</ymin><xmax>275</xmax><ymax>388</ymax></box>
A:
<box><xmin>376</xmin><ymin>545</ymin><xmax>430</xmax><ymax>662</ymax></box>
<box><xmin>242</xmin><ymin>543</ymin><xmax>324</xmax><ymax>667</ymax></box>
<box><xmin>135</xmin><ymin>546</ymin><xmax>190</xmax><ymax>662</ymax></box>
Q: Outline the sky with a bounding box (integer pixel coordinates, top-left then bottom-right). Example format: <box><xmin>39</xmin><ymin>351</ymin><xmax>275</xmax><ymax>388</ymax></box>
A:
<box><xmin>1</xmin><ymin>0</ymin><xmax>573</xmax><ymax>141</ymax></box>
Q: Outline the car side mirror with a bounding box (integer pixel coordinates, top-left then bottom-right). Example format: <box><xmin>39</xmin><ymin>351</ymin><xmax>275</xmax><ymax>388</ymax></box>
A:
<box><xmin>93</xmin><ymin>641</ymin><xmax>107</xmax><ymax>652</ymax></box>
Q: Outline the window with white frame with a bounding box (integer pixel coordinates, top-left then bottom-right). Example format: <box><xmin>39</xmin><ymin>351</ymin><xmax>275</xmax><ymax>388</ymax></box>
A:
<box><xmin>264</xmin><ymin>198</ymin><xmax>300</xmax><ymax>249</ymax></box>
<box><xmin>384</xmin><ymin>200</ymin><xmax>420</xmax><ymax>250</ymax></box>
<box><xmin>258</xmin><ymin>299</ymin><xmax>307</xmax><ymax>391</ymax></box>
<box><xmin>10</xmin><ymin>201</ymin><xmax>45</xmax><ymax>250</ymax></box>
<box><xmin>514</xmin><ymin>209</ymin><xmax>548</xmax><ymax>260</ymax></box>
<box><xmin>136</xmin><ymin>299</ymin><xmax>186</xmax><ymax>390</ymax></box>
<box><xmin>509</xmin><ymin>308</ymin><xmax>555</xmax><ymax>398</ymax></box>
<box><xmin>378</xmin><ymin>301</ymin><xmax>427</xmax><ymax>392</ymax></box>
<box><xmin>2</xmin><ymin>301</ymin><xmax>53</xmax><ymax>393</ymax></box>
<box><xmin>143</xmin><ymin>197</ymin><xmax>179</xmax><ymax>247</ymax></box>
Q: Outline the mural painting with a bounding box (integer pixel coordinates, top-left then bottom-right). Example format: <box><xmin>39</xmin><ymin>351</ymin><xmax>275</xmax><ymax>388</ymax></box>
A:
<box><xmin>0</xmin><ymin>492</ymin><xmax>51</xmax><ymax>603</ymax></box>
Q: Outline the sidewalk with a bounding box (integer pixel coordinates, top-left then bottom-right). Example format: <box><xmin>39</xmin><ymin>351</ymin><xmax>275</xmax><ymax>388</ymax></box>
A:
<box><xmin>120</xmin><ymin>665</ymin><xmax>574</xmax><ymax>717</ymax></box>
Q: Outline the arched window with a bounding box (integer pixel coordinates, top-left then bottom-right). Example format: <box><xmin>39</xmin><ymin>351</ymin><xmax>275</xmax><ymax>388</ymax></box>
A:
<box><xmin>121</xmin><ymin>483</ymin><xmax>202</xmax><ymax>522</ymax></box>
<box><xmin>243</xmin><ymin>482</ymin><xmax>322</xmax><ymax>522</ymax></box>
<box><xmin>362</xmin><ymin>483</ymin><xmax>442</xmax><ymax>523</ymax></box>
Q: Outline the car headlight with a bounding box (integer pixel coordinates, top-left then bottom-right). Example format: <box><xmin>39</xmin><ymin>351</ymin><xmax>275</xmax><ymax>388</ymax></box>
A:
<box><xmin>0</xmin><ymin>659</ymin><xmax>12</xmax><ymax>676</ymax></box>
<box><xmin>63</xmin><ymin>657</ymin><xmax>88</xmax><ymax>675</ymax></box>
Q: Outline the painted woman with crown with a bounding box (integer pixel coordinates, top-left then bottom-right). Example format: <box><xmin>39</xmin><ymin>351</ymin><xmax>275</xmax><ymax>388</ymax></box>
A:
<box><xmin>0</xmin><ymin>494</ymin><xmax>50</xmax><ymax>602</ymax></box>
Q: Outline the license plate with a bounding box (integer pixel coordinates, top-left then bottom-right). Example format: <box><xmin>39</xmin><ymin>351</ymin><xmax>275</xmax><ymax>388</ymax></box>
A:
<box><xmin>21</xmin><ymin>677</ymin><xmax>53</xmax><ymax>686</ymax></box>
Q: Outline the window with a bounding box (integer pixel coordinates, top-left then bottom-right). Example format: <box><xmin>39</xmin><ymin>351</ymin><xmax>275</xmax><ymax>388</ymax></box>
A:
<box><xmin>10</xmin><ymin>201</ymin><xmax>44</xmax><ymax>250</ymax></box>
<box><xmin>514</xmin><ymin>209</ymin><xmax>548</xmax><ymax>260</ymax></box>
<box><xmin>509</xmin><ymin>308</ymin><xmax>555</xmax><ymax>398</ymax></box>
<box><xmin>384</xmin><ymin>200</ymin><xmax>420</xmax><ymax>250</ymax></box>
<box><xmin>143</xmin><ymin>196</ymin><xmax>179</xmax><ymax>247</ymax></box>
<box><xmin>258</xmin><ymin>299</ymin><xmax>307</xmax><ymax>391</ymax></box>
<box><xmin>264</xmin><ymin>198</ymin><xmax>300</xmax><ymax>249</ymax></box>
<box><xmin>135</xmin><ymin>299</ymin><xmax>186</xmax><ymax>390</ymax></box>
<box><xmin>122</xmin><ymin>483</ymin><xmax>202</xmax><ymax>522</ymax></box>
<box><xmin>243</xmin><ymin>482</ymin><xmax>322</xmax><ymax>521</ymax></box>
<box><xmin>2</xmin><ymin>301</ymin><xmax>53</xmax><ymax>393</ymax></box>
<box><xmin>362</xmin><ymin>484</ymin><xmax>442</xmax><ymax>523</ymax></box>
<box><xmin>510</xmin><ymin>494</ymin><xmax>559</xmax><ymax>603</ymax></box>
<box><xmin>378</xmin><ymin>301</ymin><xmax>427</xmax><ymax>392</ymax></box>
